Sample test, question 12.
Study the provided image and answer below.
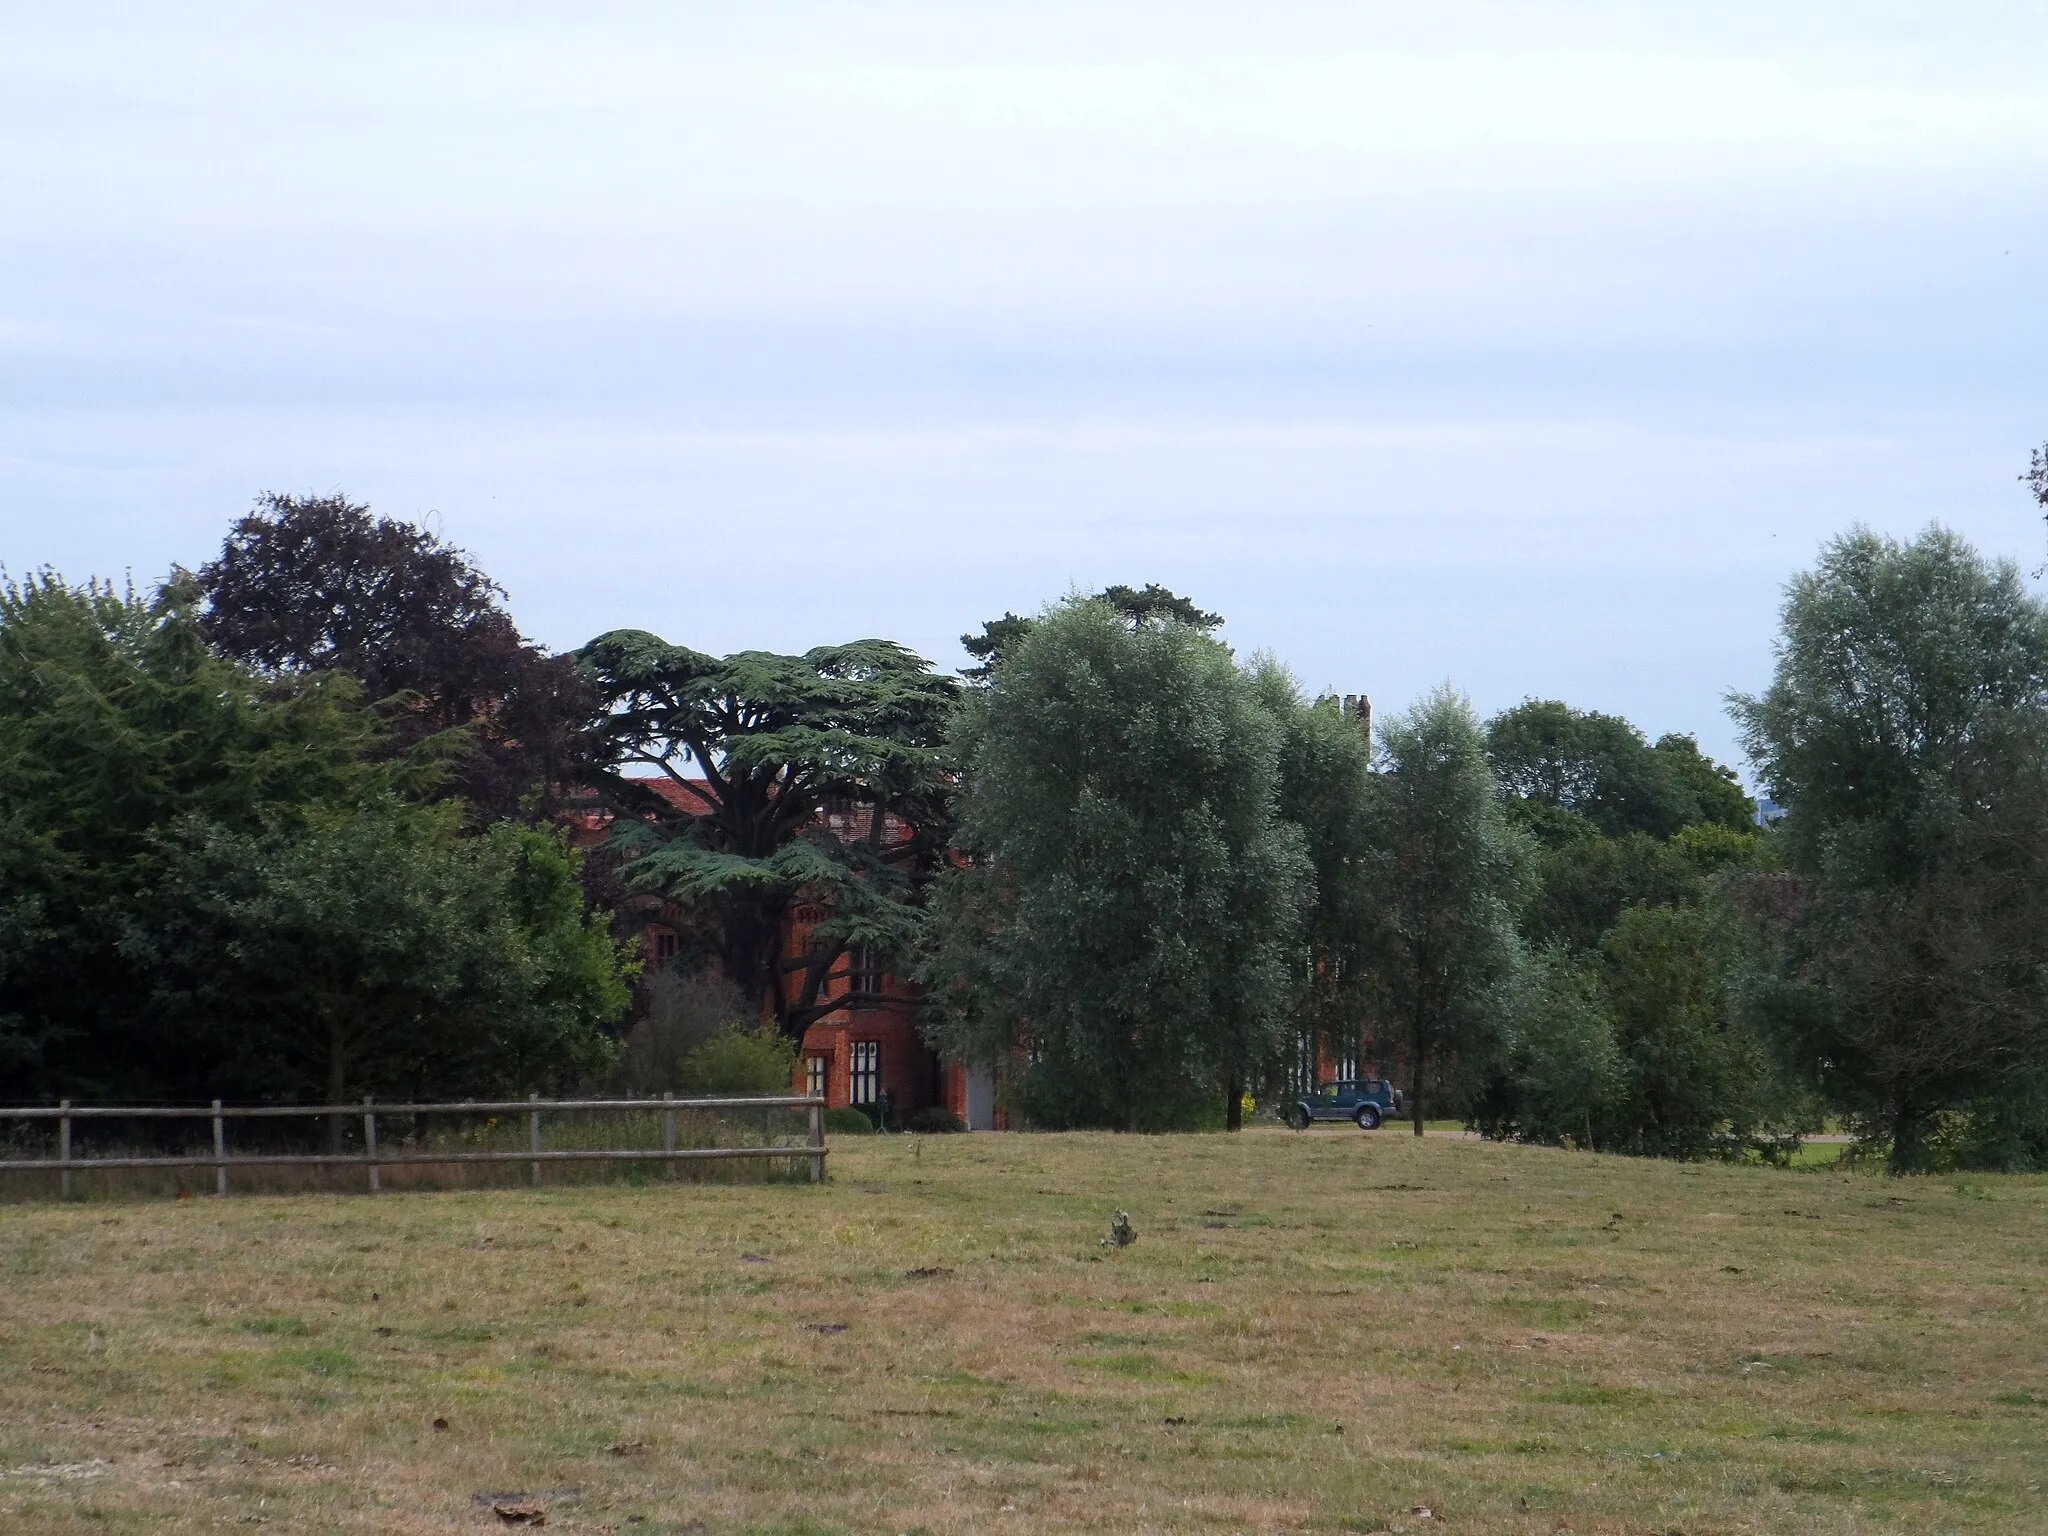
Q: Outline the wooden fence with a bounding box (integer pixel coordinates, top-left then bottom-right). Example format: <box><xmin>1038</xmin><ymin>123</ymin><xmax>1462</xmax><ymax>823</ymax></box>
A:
<box><xmin>0</xmin><ymin>1093</ymin><xmax>828</xmax><ymax>1195</ymax></box>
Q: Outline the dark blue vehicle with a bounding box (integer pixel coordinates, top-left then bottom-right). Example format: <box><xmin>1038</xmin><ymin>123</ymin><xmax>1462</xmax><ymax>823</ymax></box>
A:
<box><xmin>1282</xmin><ymin>1078</ymin><xmax>1403</xmax><ymax>1131</ymax></box>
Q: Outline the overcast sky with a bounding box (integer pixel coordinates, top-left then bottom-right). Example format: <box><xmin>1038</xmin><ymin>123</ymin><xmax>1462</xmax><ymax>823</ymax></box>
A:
<box><xmin>4</xmin><ymin>3</ymin><xmax>2046</xmax><ymax>773</ymax></box>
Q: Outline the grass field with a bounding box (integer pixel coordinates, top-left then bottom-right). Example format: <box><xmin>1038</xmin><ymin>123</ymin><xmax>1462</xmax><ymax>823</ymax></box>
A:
<box><xmin>1</xmin><ymin>1128</ymin><xmax>2042</xmax><ymax>1534</ymax></box>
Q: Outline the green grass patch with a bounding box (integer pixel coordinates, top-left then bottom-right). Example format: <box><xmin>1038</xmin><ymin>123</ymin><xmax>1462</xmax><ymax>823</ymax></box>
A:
<box><xmin>0</xmin><ymin>1127</ymin><xmax>2041</xmax><ymax>1533</ymax></box>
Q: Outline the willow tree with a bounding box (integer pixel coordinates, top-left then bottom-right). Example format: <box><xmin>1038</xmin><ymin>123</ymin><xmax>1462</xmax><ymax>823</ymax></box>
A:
<box><xmin>577</xmin><ymin>632</ymin><xmax>958</xmax><ymax>1038</ymax></box>
<box><xmin>1364</xmin><ymin>686</ymin><xmax>1529</xmax><ymax>1135</ymax></box>
<box><xmin>1251</xmin><ymin>666</ymin><xmax>1377</xmax><ymax>1092</ymax></box>
<box><xmin>1734</xmin><ymin>525</ymin><xmax>2048</xmax><ymax>1172</ymax></box>
<box><xmin>922</xmin><ymin>597</ymin><xmax>1309</xmax><ymax>1130</ymax></box>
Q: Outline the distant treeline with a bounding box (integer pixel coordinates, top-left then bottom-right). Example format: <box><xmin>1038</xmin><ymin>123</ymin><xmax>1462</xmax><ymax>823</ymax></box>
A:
<box><xmin>7</xmin><ymin>472</ymin><xmax>2048</xmax><ymax>1172</ymax></box>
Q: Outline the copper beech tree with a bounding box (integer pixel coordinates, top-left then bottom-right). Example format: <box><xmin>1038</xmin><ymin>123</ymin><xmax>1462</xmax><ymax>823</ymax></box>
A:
<box><xmin>196</xmin><ymin>493</ymin><xmax>595</xmax><ymax>824</ymax></box>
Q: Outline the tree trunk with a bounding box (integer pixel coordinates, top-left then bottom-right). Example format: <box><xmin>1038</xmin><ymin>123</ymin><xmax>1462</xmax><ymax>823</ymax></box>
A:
<box><xmin>1887</xmin><ymin>1091</ymin><xmax>1930</xmax><ymax>1177</ymax></box>
<box><xmin>1225</xmin><ymin>1078</ymin><xmax>1243</xmax><ymax>1131</ymax></box>
<box><xmin>326</xmin><ymin>1013</ymin><xmax>347</xmax><ymax>1154</ymax></box>
<box><xmin>1410</xmin><ymin>1010</ymin><xmax>1426</xmax><ymax>1137</ymax></box>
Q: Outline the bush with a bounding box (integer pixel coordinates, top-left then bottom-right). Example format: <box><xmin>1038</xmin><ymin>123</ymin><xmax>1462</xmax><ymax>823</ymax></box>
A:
<box><xmin>1470</xmin><ymin>946</ymin><xmax>1623</xmax><ymax>1147</ymax></box>
<box><xmin>676</xmin><ymin>1025</ymin><xmax>797</xmax><ymax>1096</ymax></box>
<box><xmin>905</xmin><ymin>1106</ymin><xmax>966</xmax><ymax>1133</ymax></box>
<box><xmin>602</xmin><ymin>967</ymin><xmax>752</xmax><ymax>1095</ymax></box>
<box><xmin>823</xmin><ymin>1107</ymin><xmax>877</xmax><ymax>1135</ymax></box>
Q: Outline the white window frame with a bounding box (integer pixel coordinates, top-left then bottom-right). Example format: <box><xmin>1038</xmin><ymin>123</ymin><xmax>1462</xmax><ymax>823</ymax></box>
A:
<box><xmin>849</xmin><ymin>1041</ymin><xmax>880</xmax><ymax>1105</ymax></box>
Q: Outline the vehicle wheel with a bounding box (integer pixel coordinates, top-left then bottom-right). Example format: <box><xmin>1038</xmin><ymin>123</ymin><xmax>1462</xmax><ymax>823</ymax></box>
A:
<box><xmin>1354</xmin><ymin>1105</ymin><xmax>1382</xmax><ymax>1130</ymax></box>
<box><xmin>1285</xmin><ymin>1105</ymin><xmax>1312</xmax><ymax>1132</ymax></box>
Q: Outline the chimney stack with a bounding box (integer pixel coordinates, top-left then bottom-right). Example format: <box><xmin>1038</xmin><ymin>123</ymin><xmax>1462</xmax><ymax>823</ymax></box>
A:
<box><xmin>1341</xmin><ymin>694</ymin><xmax>1372</xmax><ymax>741</ymax></box>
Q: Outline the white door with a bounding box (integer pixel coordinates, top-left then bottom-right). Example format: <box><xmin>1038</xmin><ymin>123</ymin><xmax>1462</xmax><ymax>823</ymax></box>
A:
<box><xmin>964</xmin><ymin>1066</ymin><xmax>996</xmax><ymax>1131</ymax></box>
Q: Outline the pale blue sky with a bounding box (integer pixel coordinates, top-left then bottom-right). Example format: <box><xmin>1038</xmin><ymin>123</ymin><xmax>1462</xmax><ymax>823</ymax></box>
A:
<box><xmin>4</xmin><ymin>3</ymin><xmax>2046</xmax><ymax>773</ymax></box>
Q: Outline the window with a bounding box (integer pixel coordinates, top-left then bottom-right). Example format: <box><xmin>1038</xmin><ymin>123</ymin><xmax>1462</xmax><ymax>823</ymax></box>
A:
<box><xmin>850</xmin><ymin>1042</ymin><xmax>880</xmax><ymax>1105</ymax></box>
<box><xmin>806</xmin><ymin>1055</ymin><xmax>828</xmax><ymax>1099</ymax></box>
<box><xmin>1287</xmin><ymin>1030</ymin><xmax>1317</xmax><ymax>1094</ymax></box>
<box><xmin>849</xmin><ymin>943</ymin><xmax>884</xmax><ymax>1002</ymax></box>
<box><xmin>650</xmin><ymin>930</ymin><xmax>678</xmax><ymax>964</ymax></box>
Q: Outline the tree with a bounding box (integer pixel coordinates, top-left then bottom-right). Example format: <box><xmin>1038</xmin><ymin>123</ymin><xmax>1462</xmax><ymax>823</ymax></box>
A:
<box><xmin>1654</xmin><ymin>732</ymin><xmax>1755</xmax><ymax>833</ymax></box>
<box><xmin>1364</xmin><ymin>687</ymin><xmax>1529</xmax><ymax>1135</ymax></box>
<box><xmin>960</xmin><ymin>584</ymin><xmax>1222</xmax><ymax>683</ymax></box>
<box><xmin>0</xmin><ymin>570</ymin><xmax>394</xmax><ymax>1099</ymax></box>
<box><xmin>1468</xmin><ymin>947</ymin><xmax>1623</xmax><ymax>1147</ymax></box>
<box><xmin>0</xmin><ymin>568</ymin><xmax>630</xmax><ymax>1108</ymax></box>
<box><xmin>1599</xmin><ymin>903</ymin><xmax>1797</xmax><ymax>1160</ymax></box>
<box><xmin>960</xmin><ymin>613</ymin><xmax>1037</xmax><ymax>685</ymax></box>
<box><xmin>920</xmin><ymin>597</ymin><xmax>1310</xmax><ymax>1130</ymax></box>
<box><xmin>1487</xmin><ymin>699</ymin><xmax>1750</xmax><ymax>841</ymax></box>
<box><xmin>1521</xmin><ymin>822</ymin><xmax>1770</xmax><ymax>954</ymax></box>
<box><xmin>1252</xmin><ymin>666</ymin><xmax>1378</xmax><ymax>1090</ymax></box>
<box><xmin>576</xmin><ymin>631</ymin><xmax>958</xmax><ymax>1039</ymax></box>
<box><xmin>138</xmin><ymin>804</ymin><xmax>629</xmax><ymax>1116</ymax></box>
<box><xmin>196</xmin><ymin>493</ymin><xmax>595</xmax><ymax>823</ymax></box>
<box><xmin>1733</xmin><ymin>526</ymin><xmax>2048</xmax><ymax>1172</ymax></box>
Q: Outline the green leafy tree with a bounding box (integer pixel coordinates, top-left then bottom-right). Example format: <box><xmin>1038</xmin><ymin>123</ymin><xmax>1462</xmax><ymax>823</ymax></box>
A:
<box><xmin>1468</xmin><ymin>948</ymin><xmax>1624</xmax><ymax>1147</ymax></box>
<box><xmin>1364</xmin><ymin>687</ymin><xmax>1529</xmax><ymax>1134</ymax></box>
<box><xmin>1488</xmin><ymin>699</ymin><xmax>1750</xmax><ymax>841</ymax></box>
<box><xmin>960</xmin><ymin>584</ymin><xmax>1223</xmax><ymax>683</ymax></box>
<box><xmin>576</xmin><ymin>632</ymin><xmax>958</xmax><ymax>1038</ymax></box>
<box><xmin>1522</xmin><ymin>822</ymin><xmax>1772</xmax><ymax>954</ymax></box>
<box><xmin>1654</xmin><ymin>732</ymin><xmax>1755</xmax><ymax>833</ymax></box>
<box><xmin>0</xmin><ymin>570</ymin><xmax>629</xmax><ymax>1107</ymax></box>
<box><xmin>1599</xmin><ymin>903</ymin><xmax>1799</xmax><ymax>1160</ymax></box>
<box><xmin>675</xmin><ymin>1025</ymin><xmax>800</xmax><ymax>1096</ymax></box>
<box><xmin>138</xmin><ymin>804</ymin><xmax>629</xmax><ymax>1115</ymax></box>
<box><xmin>0</xmin><ymin>571</ymin><xmax>393</xmax><ymax>1099</ymax></box>
<box><xmin>1733</xmin><ymin>525</ymin><xmax>2048</xmax><ymax>1172</ymax></box>
<box><xmin>1251</xmin><ymin>666</ymin><xmax>1378</xmax><ymax>1087</ymax></box>
<box><xmin>921</xmin><ymin>598</ymin><xmax>1310</xmax><ymax>1130</ymax></box>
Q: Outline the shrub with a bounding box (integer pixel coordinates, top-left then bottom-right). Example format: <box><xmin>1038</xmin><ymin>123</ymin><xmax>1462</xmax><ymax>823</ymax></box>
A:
<box><xmin>676</xmin><ymin>1025</ymin><xmax>797</xmax><ymax>1096</ymax></box>
<box><xmin>602</xmin><ymin>967</ymin><xmax>751</xmax><ymax>1095</ymax></box>
<box><xmin>823</xmin><ymin>1107</ymin><xmax>877</xmax><ymax>1135</ymax></box>
<box><xmin>905</xmin><ymin>1106</ymin><xmax>966</xmax><ymax>1134</ymax></box>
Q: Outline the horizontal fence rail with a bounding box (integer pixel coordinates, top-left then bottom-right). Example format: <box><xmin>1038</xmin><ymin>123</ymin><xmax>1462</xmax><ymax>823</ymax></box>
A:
<box><xmin>0</xmin><ymin>1093</ymin><xmax>829</xmax><ymax>1195</ymax></box>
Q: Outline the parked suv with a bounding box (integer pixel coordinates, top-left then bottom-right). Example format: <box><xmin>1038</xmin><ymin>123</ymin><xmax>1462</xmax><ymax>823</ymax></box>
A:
<box><xmin>1282</xmin><ymin>1078</ymin><xmax>1403</xmax><ymax>1131</ymax></box>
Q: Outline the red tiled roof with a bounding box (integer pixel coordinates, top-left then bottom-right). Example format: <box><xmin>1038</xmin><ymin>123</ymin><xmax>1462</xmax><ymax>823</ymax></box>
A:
<box><xmin>613</xmin><ymin>776</ymin><xmax>913</xmax><ymax>844</ymax></box>
<box><xmin>635</xmin><ymin>776</ymin><xmax>719</xmax><ymax>814</ymax></box>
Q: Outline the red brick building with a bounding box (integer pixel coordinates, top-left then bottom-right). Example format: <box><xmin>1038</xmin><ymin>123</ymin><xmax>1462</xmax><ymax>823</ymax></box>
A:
<box><xmin>594</xmin><ymin>777</ymin><xmax>999</xmax><ymax>1129</ymax></box>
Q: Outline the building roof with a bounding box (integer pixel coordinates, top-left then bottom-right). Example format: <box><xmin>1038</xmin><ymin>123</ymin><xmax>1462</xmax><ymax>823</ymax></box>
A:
<box><xmin>635</xmin><ymin>775</ymin><xmax>719</xmax><ymax>815</ymax></box>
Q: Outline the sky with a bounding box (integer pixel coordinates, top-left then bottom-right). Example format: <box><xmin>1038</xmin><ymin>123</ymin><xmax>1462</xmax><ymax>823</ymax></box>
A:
<box><xmin>4</xmin><ymin>3</ymin><xmax>2046</xmax><ymax>775</ymax></box>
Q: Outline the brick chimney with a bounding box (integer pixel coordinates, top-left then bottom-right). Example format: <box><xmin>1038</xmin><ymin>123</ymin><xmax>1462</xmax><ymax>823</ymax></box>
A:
<box><xmin>1341</xmin><ymin>694</ymin><xmax>1372</xmax><ymax>741</ymax></box>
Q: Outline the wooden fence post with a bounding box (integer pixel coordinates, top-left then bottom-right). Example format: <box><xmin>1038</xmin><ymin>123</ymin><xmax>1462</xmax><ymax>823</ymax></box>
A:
<box><xmin>363</xmin><ymin>1096</ymin><xmax>379</xmax><ymax>1194</ymax></box>
<box><xmin>809</xmin><ymin>1101</ymin><xmax>824</xmax><ymax>1184</ymax></box>
<box><xmin>663</xmin><ymin>1092</ymin><xmax>676</xmax><ymax>1159</ymax></box>
<box><xmin>212</xmin><ymin>1100</ymin><xmax>227</xmax><ymax>1196</ymax></box>
<box><xmin>59</xmin><ymin>1098</ymin><xmax>72</xmax><ymax>1200</ymax></box>
<box><xmin>529</xmin><ymin>1092</ymin><xmax>542</xmax><ymax>1188</ymax></box>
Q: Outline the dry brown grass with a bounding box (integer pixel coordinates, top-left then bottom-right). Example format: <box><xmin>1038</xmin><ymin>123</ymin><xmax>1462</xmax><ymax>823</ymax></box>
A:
<box><xmin>0</xmin><ymin>1128</ymin><xmax>2042</xmax><ymax>1534</ymax></box>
